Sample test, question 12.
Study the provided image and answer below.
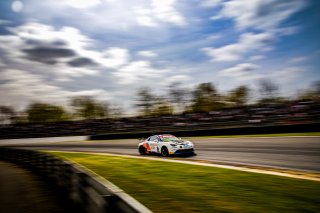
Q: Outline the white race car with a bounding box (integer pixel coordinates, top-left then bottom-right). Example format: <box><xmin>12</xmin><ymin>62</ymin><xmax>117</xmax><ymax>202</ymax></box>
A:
<box><xmin>138</xmin><ymin>134</ymin><xmax>195</xmax><ymax>157</ymax></box>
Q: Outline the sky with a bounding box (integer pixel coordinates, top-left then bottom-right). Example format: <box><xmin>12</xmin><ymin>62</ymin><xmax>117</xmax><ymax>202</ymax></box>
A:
<box><xmin>0</xmin><ymin>0</ymin><xmax>319</xmax><ymax>114</ymax></box>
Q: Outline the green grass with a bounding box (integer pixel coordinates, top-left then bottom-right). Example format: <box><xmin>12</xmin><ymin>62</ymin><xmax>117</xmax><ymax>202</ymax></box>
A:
<box><xmin>51</xmin><ymin>152</ymin><xmax>320</xmax><ymax>213</ymax></box>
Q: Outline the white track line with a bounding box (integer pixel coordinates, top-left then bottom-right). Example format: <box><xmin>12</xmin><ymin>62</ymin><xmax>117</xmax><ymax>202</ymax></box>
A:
<box><xmin>47</xmin><ymin>150</ymin><xmax>320</xmax><ymax>182</ymax></box>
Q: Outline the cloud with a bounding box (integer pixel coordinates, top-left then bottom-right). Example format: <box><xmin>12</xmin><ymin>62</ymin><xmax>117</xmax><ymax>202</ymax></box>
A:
<box><xmin>134</xmin><ymin>0</ymin><xmax>186</xmax><ymax>27</ymax></box>
<box><xmin>0</xmin><ymin>69</ymin><xmax>111</xmax><ymax>108</ymax></box>
<box><xmin>113</xmin><ymin>60</ymin><xmax>168</xmax><ymax>85</ymax></box>
<box><xmin>206</xmin><ymin>34</ymin><xmax>221</xmax><ymax>41</ymax></box>
<box><xmin>218</xmin><ymin>63</ymin><xmax>304</xmax><ymax>89</ymax></box>
<box><xmin>219</xmin><ymin>63</ymin><xmax>262</xmax><ymax>81</ymax></box>
<box><xmin>290</xmin><ymin>56</ymin><xmax>307</xmax><ymax>63</ymax></box>
<box><xmin>136</xmin><ymin>16</ymin><xmax>157</xmax><ymax>27</ymax></box>
<box><xmin>2</xmin><ymin>22</ymin><xmax>167</xmax><ymax>80</ymax></box>
<box><xmin>0</xmin><ymin>21</ymin><xmax>172</xmax><ymax>109</ymax></box>
<box><xmin>1</xmin><ymin>22</ymin><xmax>133</xmax><ymax>71</ymax></box>
<box><xmin>99</xmin><ymin>47</ymin><xmax>130</xmax><ymax>68</ymax></box>
<box><xmin>7</xmin><ymin>22</ymin><xmax>92</xmax><ymax>49</ymax></box>
<box><xmin>202</xmin><ymin>32</ymin><xmax>274</xmax><ymax>61</ymax></box>
<box><xmin>22</xmin><ymin>47</ymin><xmax>75</xmax><ymax>64</ymax></box>
<box><xmin>249</xmin><ymin>55</ymin><xmax>266</xmax><ymax>61</ymax></box>
<box><xmin>22</xmin><ymin>0</ymin><xmax>186</xmax><ymax>33</ymax></box>
<box><xmin>138</xmin><ymin>50</ymin><xmax>158</xmax><ymax>58</ymax></box>
<box><xmin>65</xmin><ymin>0</ymin><xmax>102</xmax><ymax>9</ymax></box>
<box><xmin>0</xmin><ymin>0</ymin><xmax>315</xmax><ymax>113</ymax></box>
<box><xmin>0</xmin><ymin>23</ymin><xmax>103</xmax><ymax>81</ymax></box>
<box><xmin>200</xmin><ymin>0</ymin><xmax>223</xmax><ymax>7</ymax></box>
<box><xmin>212</xmin><ymin>0</ymin><xmax>307</xmax><ymax>30</ymax></box>
<box><xmin>163</xmin><ymin>74</ymin><xmax>191</xmax><ymax>86</ymax></box>
<box><xmin>0</xmin><ymin>58</ymin><xmax>5</xmax><ymax>67</ymax></box>
<box><xmin>203</xmin><ymin>0</ymin><xmax>306</xmax><ymax>63</ymax></box>
<box><xmin>67</xmin><ymin>57</ymin><xmax>97</xmax><ymax>67</ymax></box>
<box><xmin>0</xmin><ymin>19</ymin><xmax>13</xmax><ymax>25</ymax></box>
<box><xmin>270</xmin><ymin>67</ymin><xmax>304</xmax><ymax>84</ymax></box>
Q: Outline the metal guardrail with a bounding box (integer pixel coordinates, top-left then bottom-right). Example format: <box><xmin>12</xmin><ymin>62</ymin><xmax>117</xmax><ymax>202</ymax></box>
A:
<box><xmin>0</xmin><ymin>148</ymin><xmax>152</xmax><ymax>213</ymax></box>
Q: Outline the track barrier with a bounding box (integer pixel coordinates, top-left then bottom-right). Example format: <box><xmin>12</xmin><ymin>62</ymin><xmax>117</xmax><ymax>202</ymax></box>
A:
<box><xmin>90</xmin><ymin>123</ymin><xmax>320</xmax><ymax>140</ymax></box>
<box><xmin>0</xmin><ymin>148</ymin><xmax>152</xmax><ymax>213</ymax></box>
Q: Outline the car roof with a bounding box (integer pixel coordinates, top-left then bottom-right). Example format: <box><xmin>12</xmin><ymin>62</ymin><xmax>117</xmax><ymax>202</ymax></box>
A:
<box><xmin>157</xmin><ymin>134</ymin><xmax>176</xmax><ymax>137</ymax></box>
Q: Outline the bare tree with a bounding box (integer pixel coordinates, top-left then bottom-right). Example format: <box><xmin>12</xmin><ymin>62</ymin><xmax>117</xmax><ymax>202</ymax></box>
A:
<box><xmin>228</xmin><ymin>85</ymin><xmax>250</xmax><ymax>107</ymax></box>
<box><xmin>258</xmin><ymin>79</ymin><xmax>279</xmax><ymax>103</ymax></box>
<box><xmin>135</xmin><ymin>87</ymin><xmax>157</xmax><ymax>116</ymax></box>
<box><xmin>168</xmin><ymin>82</ymin><xmax>189</xmax><ymax>114</ymax></box>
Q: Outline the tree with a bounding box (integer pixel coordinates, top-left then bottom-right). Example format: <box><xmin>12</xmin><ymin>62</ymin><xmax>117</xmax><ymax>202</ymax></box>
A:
<box><xmin>26</xmin><ymin>103</ymin><xmax>69</xmax><ymax>123</ymax></box>
<box><xmin>308</xmin><ymin>80</ymin><xmax>320</xmax><ymax>99</ymax></box>
<box><xmin>227</xmin><ymin>85</ymin><xmax>250</xmax><ymax>107</ymax></box>
<box><xmin>168</xmin><ymin>82</ymin><xmax>189</xmax><ymax>114</ymax></box>
<box><xmin>297</xmin><ymin>80</ymin><xmax>320</xmax><ymax>100</ymax></box>
<box><xmin>0</xmin><ymin>106</ymin><xmax>16</xmax><ymax>124</ymax></box>
<box><xmin>135</xmin><ymin>87</ymin><xmax>157</xmax><ymax>116</ymax></box>
<box><xmin>151</xmin><ymin>96</ymin><xmax>173</xmax><ymax>116</ymax></box>
<box><xmin>108</xmin><ymin>104</ymin><xmax>123</xmax><ymax>118</ymax></box>
<box><xmin>312</xmin><ymin>80</ymin><xmax>320</xmax><ymax>94</ymax></box>
<box><xmin>71</xmin><ymin>96</ymin><xmax>109</xmax><ymax>120</ymax></box>
<box><xmin>191</xmin><ymin>83</ymin><xmax>224</xmax><ymax>112</ymax></box>
<box><xmin>258</xmin><ymin>79</ymin><xmax>279</xmax><ymax>103</ymax></box>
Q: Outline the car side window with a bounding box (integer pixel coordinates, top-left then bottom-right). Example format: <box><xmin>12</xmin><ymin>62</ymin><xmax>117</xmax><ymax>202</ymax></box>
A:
<box><xmin>149</xmin><ymin>136</ymin><xmax>156</xmax><ymax>141</ymax></box>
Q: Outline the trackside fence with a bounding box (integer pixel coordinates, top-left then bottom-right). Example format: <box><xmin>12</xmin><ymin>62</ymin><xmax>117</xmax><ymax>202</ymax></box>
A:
<box><xmin>0</xmin><ymin>148</ymin><xmax>152</xmax><ymax>213</ymax></box>
<box><xmin>90</xmin><ymin>123</ymin><xmax>320</xmax><ymax>140</ymax></box>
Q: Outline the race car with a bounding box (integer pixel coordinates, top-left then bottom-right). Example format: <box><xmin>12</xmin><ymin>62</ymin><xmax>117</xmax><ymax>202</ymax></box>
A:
<box><xmin>138</xmin><ymin>134</ymin><xmax>195</xmax><ymax>157</ymax></box>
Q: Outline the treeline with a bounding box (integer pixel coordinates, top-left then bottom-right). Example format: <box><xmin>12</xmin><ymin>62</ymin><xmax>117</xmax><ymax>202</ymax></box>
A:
<box><xmin>134</xmin><ymin>79</ymin><xmax>320</xmax><ymax>116</ymax></box>
<box><xmin>0</xmin><ymin>96</ymin><xmax>111</xmax><ymax>124</ymax></box>
<box><xmin>0</xmin><ymin>79</ymin><xmax>319</xmax><ymax>124</ymax></box>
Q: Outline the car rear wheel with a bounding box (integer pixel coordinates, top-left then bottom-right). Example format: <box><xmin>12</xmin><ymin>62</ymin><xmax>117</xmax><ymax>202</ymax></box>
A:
<box><xmin>161</xmin><ymin>147</ymin><xmax>169</xmax><ymax>157</ymax></box>
<box><xmin>139</xmin><ymin>146</ymin><xmax>147</xmax><ymax>155</ymax></box>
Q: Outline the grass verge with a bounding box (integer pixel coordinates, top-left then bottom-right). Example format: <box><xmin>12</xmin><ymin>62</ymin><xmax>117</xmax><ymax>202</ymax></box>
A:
<box><xmin>50</xmin><ymin>151</ymin><xmax>320</xmax><ymax>213</ymax></box>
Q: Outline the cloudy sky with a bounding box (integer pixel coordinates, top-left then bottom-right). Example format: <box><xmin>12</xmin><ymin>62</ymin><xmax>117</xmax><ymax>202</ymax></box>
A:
<box><xmin>0</xmin><ymin>0</ymin><xmax>319</xmax><ymax>114</ymax></box>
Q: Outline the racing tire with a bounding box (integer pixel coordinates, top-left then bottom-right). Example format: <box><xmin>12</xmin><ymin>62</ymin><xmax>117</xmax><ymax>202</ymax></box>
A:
<box><xmin>161</xmin><ymin>147</ymin><xmax>169</xmax><ymax>157</ymax></box>
<box><xmin>139</xmin><ymin>146</ymin><xmax>147</xmax><ymax>155</ymax></box>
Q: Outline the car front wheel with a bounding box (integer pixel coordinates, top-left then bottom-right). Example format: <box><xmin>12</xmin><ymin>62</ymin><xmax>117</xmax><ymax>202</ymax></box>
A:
<box><xmin>161</xmin><ymin>147</ymin><xmax>169</xmax><ymax>157</ymax></box>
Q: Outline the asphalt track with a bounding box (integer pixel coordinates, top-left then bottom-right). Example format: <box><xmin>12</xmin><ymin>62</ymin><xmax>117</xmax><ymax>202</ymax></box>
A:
<box><xmin>1</xmin><ymin>136</ymin><xmax>320</xmax><ymax>172</ymax></box>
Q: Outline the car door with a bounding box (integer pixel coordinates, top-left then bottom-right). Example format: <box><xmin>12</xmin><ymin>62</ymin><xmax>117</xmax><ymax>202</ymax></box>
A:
<box><xmin>153</xmin><ymin>136</ymin><xmax>161</xmax><ymax>153</ymax></box>
<box><xmin>148</xmin><ymin>135</ymin><xmax>158</xmax><ymax>153</ymax></box>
